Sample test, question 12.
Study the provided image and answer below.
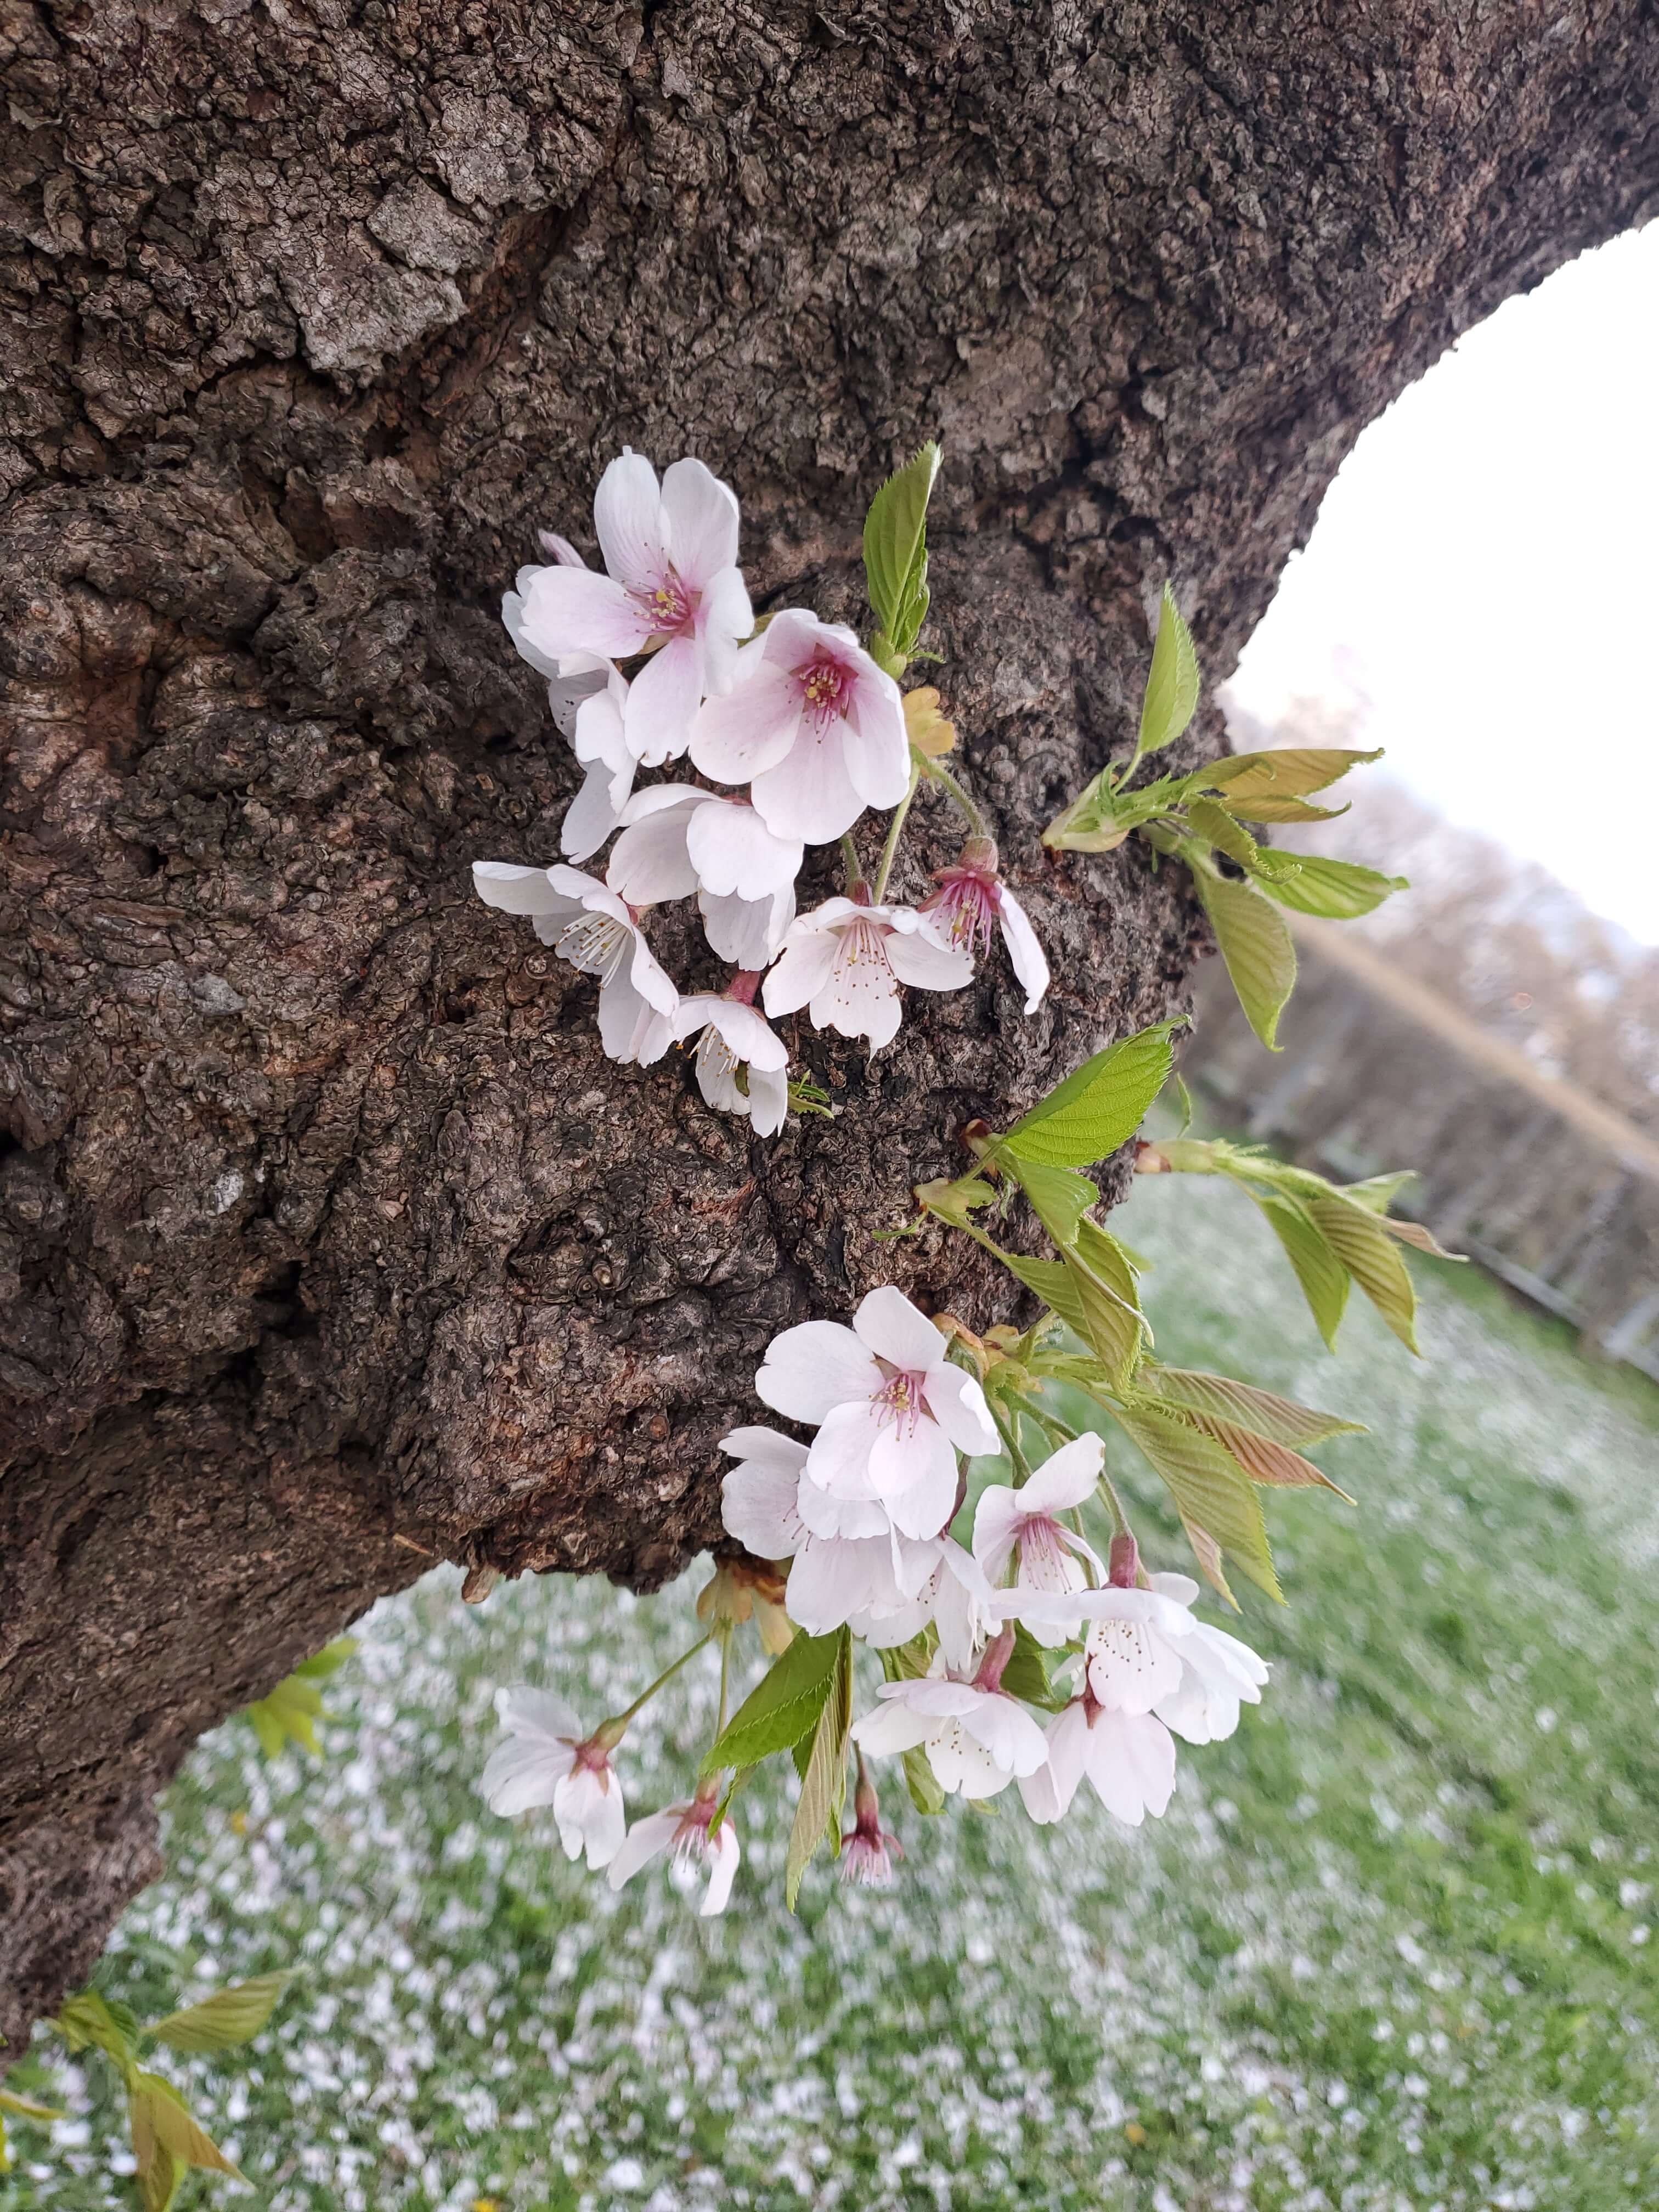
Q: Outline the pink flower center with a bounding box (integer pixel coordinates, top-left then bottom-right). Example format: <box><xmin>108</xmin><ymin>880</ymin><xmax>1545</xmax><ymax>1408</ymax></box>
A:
<box><xmin>1016</xmin><ymin>1512</ymin><xmax>1069</xmax><ymax>1579</ymax></box>
<box><xmin>926</xmin><ymin>867</ymin><xmax>999</xmax><ymax>957</ymax></box>
<box><xmin>634</xmin><ymin>567</ymin><xmax>697</xmax><ymax>636</ymax></box>
<box><xmin>797</xmin><ymin>650</ymin><xmax>851</xmax><ymax>726</ymax></box>
<box><xmin>672</xmin><ymin>1793</ymin><xmax>724</xmax><ymax>1867</ymax></box>
<box><xmin>873</xmin><ymin>1365</ymin><xmax>931</xmax><ymax>1439</ymax></box>
<box><xmin>832</xmin><ymin>914</ymin><xmax>896</xmax><ymax>983</ymax></box>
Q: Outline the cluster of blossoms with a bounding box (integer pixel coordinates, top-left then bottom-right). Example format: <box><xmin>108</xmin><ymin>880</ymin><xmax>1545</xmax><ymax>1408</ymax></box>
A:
<box><xmin>475</xmin><ymin>450</ymin><xmax>1049</xmax><ymax>1131</ymax></box>
<box><xmin>480</xmin><ymin>1285</ymin><xmax>1267</xmax><ymax>1914</ymax></box>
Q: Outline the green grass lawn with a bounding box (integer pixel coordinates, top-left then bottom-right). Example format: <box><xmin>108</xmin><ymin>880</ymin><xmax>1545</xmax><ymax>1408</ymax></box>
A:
<box><xmin>8</xmin><ymin>1166</ymin><xmax>1658</xmax><ymax>2212</ymax></box>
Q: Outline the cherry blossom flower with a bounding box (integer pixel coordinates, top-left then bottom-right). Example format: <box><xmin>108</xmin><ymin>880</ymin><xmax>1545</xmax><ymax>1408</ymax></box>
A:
<box><xmin>719</xmin><ymin>1426</ymin><xmax>808</xmax><ymax>1560</ymax></box>
<box><xmin>479</xmin><ymin>1688</ymin><xmax>625</xmax><ymax>1869</ymax></box>
<box><xmin>472</xmin><ymin>861</ymin><xmax>676</xmax><ymax>1065</ymax></box>
<box><xmin>719</xmin><ymin>1426</ymin><xmax>898</xmax><ymax>1632</ymax></box>
<box><xmin>1002</xmin><ymin>1577</ymin><xmax>1199</xmax><ymax>1716</ymax></box>
<box><xmin>840</xmin><ymin>1769</ymin><xmax>902</xmax><ymax>1887</ymax></box>
<box><xmin>757</xmin><ymin>1288</ymin><xmax>997</xmax><ymax>1543</ymax></box>
<box><xmin>515</xmin><ymin>452</ymin><xmax>753</xmax><ymax>765</ymax></box>
<box><xmin>921</xmin><ymin>837</ymin><xmax>1051</xmax><ymax>1013</ymax></box>
<box><xmin>607</xmin><ymin>787</ymin><xmax>800</xmax><ymax>967</ymax></box>
<box><xmin>1018</xmin><ymin>1695</ymin><xmax>1177</xmax><ymax>1827</ymax></box>
<box><xmin>689</xmin><ymin>609</ymin><xmax>910</xmax><ymax>842</ymax></box>
<box><xmin>503</xmin><ymin>548</ymin><xmax>611</xmax><ymax>738</ymax></box>
<box><xmin>972</xmin><ymin>1432</ymin><xmax>1105</xmax><ymax>1647</ymax></box>
<box><xmin>673</xmin><ymin>993</ymin><xmax>790</xmax><ymax>1137</ymax></box>
<box><xmin>762</xmin><ymin>897</ymin><xmax>972</xmax><ymax>1052</ymax></box>
<box><xmin>560</xmin><ymin>668</ymin><xmax>637</xmax><ymax>863</ymax></box>
<box><xmin>1143</xmin><ymin>1572</ymin><xmax>1269</xmax><ymax>1743</ymax></box>
<box><xmin>854</xmin><ymin>1535</ymin><xmax>996</xmax><ymax>1672</ymax></box>
<box><xmin>851</xmin><ymin>1670</ymin><xmax>1048</xmax><ymax>1799</ymax></box>
<box><xmin>608</xmin><ymin>1783</ymin><xmax>741</xmax><ymax>1916</ymax></box>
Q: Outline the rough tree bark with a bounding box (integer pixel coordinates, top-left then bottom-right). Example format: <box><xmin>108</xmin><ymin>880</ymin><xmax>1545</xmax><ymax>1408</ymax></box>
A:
<box><xmin>2</xmin><ymin>0</ymin><xmax>1655</xmax><ymax>2058</ymax></box>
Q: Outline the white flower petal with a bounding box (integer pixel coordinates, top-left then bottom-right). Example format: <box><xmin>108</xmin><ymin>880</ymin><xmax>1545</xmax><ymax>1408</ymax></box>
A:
<box><xmin>884</xmin><ymin>924</ymin><xmax>975</xmax><ymax>992</ymax></box>
<box><xmin>995</xmin><ymin>885</ymin><xmax>1050</xmax><ymax>1012</ymax></box>
<box><xmin>755</xmin><ymin>1320</ymin><xmax>881</xmax><ymax>1424</ymax></box>
<box><xmin>923</xmin><ymin>1364</ymin><xmax>1000</xmax><ymax>1457</ymax></box>
<box><xmin>607</xmin><ymin>1806</ymin><xmax>683</xmax><ymax>1891</ymax></box>
<box><xmin>786</xmin><ymin>1533</ymin><xmax>894</xmax><ymax>1634</ymax></box>
<box><xmin>851</xmin><ymin>1284</ymin><xmax>941</xmax><ymax>1370</ymax></box>
<box><xmin>698</xmin><ymin>567</ymin><xmax>755</xmax><ymax>694</ymax></box>
<box><xmin>624</xmin><ymin>630</ymin><xmax>703</xmax><ymax>765</ymax></box>
<box><xmin>701</xmin><ymin>1820</ymin><xmax>741</xmax><ymax>1915</ymax></box>
<box><xmin>606</xmin><ymin>791</ymin><xmax>705</xmax><ymax>905</ymax></box>
<box><xmin>661</xmin><ymin>455</ymin><xmax>740</xmax><ymax>582</ymax></box>
<box><xmin>689</xmin><ymin>660</ymin><xmax>802</xmax><ymax>784</ymax></box>
<box><xmin>686</xmin><ymin>797</ymin><xmax>803</xmax><ymax>900</ymax></box>
<box><xmin>594</xmin><ymin>449</ymin><xmax>668</xmax><ymax>592</ymax></box>
<box><xmin>760</xmin><ymin>926</ymin><xmax>838</xmax><ymax>1017</ymax></box>
<box><xmin>746</xmin><ymin>1062</ymin><xmax>789</xmax><ymax>1138</ymax></box>
<box><xmin>751</xmin><ymin>720</ymin><xmax>867</xmax><ymax>844</ymax></box>
<box><xmin>1018</xmin><ymin>1433</ymin><xmax>1105</xmax><ymax>1515</ymax></box>
<box><xmin>721</xmin><ymin>1459</ymin><xmax>805</xmax><ymax>1559</ymax></box>
<box><xmin>521</xmin><ymin>563</ymin><xmax>654</xmax><ymax>661</ymax></box>
<box><xmin>837</xmin><ymin>673</ymin><xmax>911</xmax><ymax>808</ymax></box>
<box><xmin>472</xmin><ymin>861</ymin><xmax>571</xmax><ymax>919</ymax></box>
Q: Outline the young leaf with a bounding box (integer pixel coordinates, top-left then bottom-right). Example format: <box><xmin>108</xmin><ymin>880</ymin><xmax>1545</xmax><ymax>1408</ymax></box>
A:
<box><xmin>863</xmin><ymin>441</ymin><xmax>940</xmax><ymax>665</ymax></box>
<box><xmin>1003</xmin><ymin>1157</ymin><xmax>1098</xmax><ymax>1248</ymax></box>
<box><xmin>1200</xmin><ymin>747</ymin><xmax>1382</xmax><ymax>800</ymax></box>
<box><xmin>702</xmin><ymin>1628</ymin><xmax>844</xmax><ymax>1776</ymax></box>
<box><xmin>1180</xmin><ymin>1516</ymin><xmax>1235</xmax><ymax>1607</ymax></box>
<box><xmin>129</xmin><ymin>2073</ymin><xmax>241</xmax><ymax>2180</ymax></box>
<box><xmin>1169</xmin><ymin>1070</ymin><xmax>1194</xmax><ymax>1136</ymax></box>
<box><xmin>1110</xmin><ymin>1401</ymin><xmax>1283</xmax><ymax>1602</ymax></box>
<box><xmin>1192</xmin><ymin>1417</ymin><xmax>1353</xmax><ymax>1499</ymax></box>
<box><xmin>0</xmin><ymin>2090</ymin><xmax>66</xmax><ymax>2123</ymax></box>
<box><xmin>149</xmin><ymin>1971</ymin><xmax>294</xmax><ymax>2055</ymax></box>
<box><xmin>1217</xmin><ymin>792</ymin><xmax>1351</xmax><ymax>825</ymax></box>
<box><xmin>1254</xmin><ymin>852</ymin><xmax>1407</xmax><ymax>920</ymax></box>
<box><xmin>785</xmin><ymin>1628</ymin><xmax>852</xmax><ymax>1908</ymax></box>
<box><xmin>1307</xmin><ymin>1197</ymin><xmax>1421</xmax><ymax>1353</ymax></box>
<box><xmin>1041</xmin><ymin>766</ymin><xmax>1135</xmax><ymax>853</ymax></box>
<box><xmin>1190</xmin><ymin>863</ymin><xmax>1297</xmax><ymax>1051</ymax></box>
<box><xmin>54</xmin><ymin>1989</ymin><xmax>138</xmax><ymax>2069</ymax></box>
<box><xmin>1135</xmin><ymin>1367</ymin><xmax>1365</xmax><ymax>1448</ymax></box>
<box><xmin>1340</xmin><ymin>1170</ymin><xmax>1417</xmax><ymax>1215</ymax></box>
<box><xmin>1133</xmin><ymin>583</ymin><xmax>1200</xmax><ymax>766</ymax></box>
<box><xmin>239</xmin><ymin>1635</ymin><xmax>358</xmax><ymax>1759</ymax></box>
<box><xmin>1002</xmin><ymin>1624</ymin><xmax>1066</xmax><ymax>1712</ymax></box>
<box><xmin>1183</xmin><ymin>795</ymin><xmax>1263</xmax><ymax>872</ymax></box>
<box><xmin>998</xmin><ymin>1018</ymin><xmax>1184</xmax><ymax>1168</ymax></box>
<box><xmin>1073</xmin><ymin>1220</ymin><xmax>1151</xmax><ymax>1384</ymax></box>
<box><xmin>1253</xmin><ymin>1193</ymin><xmax>1352</xmax><ymax>1350</ymax></box>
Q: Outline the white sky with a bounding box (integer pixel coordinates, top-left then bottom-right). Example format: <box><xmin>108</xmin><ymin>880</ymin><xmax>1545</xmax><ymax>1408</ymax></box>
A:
<box><xmin>1226</xmin><ymin>219</ymin><xmax>1659</xmax><ymax>945</ymax></box>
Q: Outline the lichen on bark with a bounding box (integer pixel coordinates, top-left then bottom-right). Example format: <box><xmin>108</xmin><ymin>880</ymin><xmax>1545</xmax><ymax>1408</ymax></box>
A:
<box><xmin>4</xmin><ymin>0</ymin><xmax>1658</xmax><ymax>2062</ymax></box>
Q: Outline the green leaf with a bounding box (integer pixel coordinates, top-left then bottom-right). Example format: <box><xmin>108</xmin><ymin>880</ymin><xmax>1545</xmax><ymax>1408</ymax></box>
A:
<box><xmin>1340</xmin><ymin>1171</ymin><xmax>1417</xmax><ymax>1215</ymax></box>
<box><xmin>785</xmin><ymin>1628</ymin><xmax>853</xmax><ymax>1909</ymax></box>
<box><xmin>1169</xmin><ymin>1070</ymin><xmax>1194</xmax><ymax>1136</ymax></box>
<box><xmin>1216</xmin><ymin>792</ymin><xmax>1351</xmax><ymax>825</ymax></box>
<box><xmin>1200</xmin><ymin>747</ymin><xmax>1382</xmax><ymax>800</ymax></box>
<box><xmin>239</xmin><ymin>1635</ymin><xmax>358</xmax><ymax>1759</ymax></box>
<box><xmin>289</xmin><ymin>1636</ymin><xmax>358</xmax><ymax>1683</ymax></box>
<box><xmin>1073</xmin><ymin>1220</ymin><xmax>1151</xmax><ymax>1385</ymax></box>
<box><xmin>1308</xmin><ymin>1197</ymin><xmax>1420</xmax><ymax>1353</ymax></box>
<box><xmin>1254</xmin><ymin>852</ymin><xmax>1407</xmax><ymax>920</ymax></box>
<box><xmin>130</xmin><ymin>2073</ymin><xmax>241</xmax><ymax>2186</ymax></box>
<box><xmin>1184</xmin><ymin>795</ymin><xmax>1264</xmax><ymax>872</ymax></box>
<box><xmin>999</xmin><ymin>1018</ymin><xmax>1185</xmax><ymax>1169</ymax></box>
<box><xmin>1133</xmin><ymin>583</ymin><xmax>1200</xmax><ymax>765</ymax></box>
<box><xmin>1191</xmin><ymin>862</ymin><xmax>1297</xmax><ymax>1051</ymax></box>
<box><xmin>863</xmin><ymin>441</ymin><xmax>940</xmax><ymax>665</ymax></box>
<box><xmin>913</xmin><ymin>1171</ymin><xmax>998</xmax><ymax>1229</ymax></box>
<box><xmin>149</xmin><ymin>1972</ymin><xmax>294</xmax><ymax>2055</ymax></box>
<box><xmin>54</xmin><ymin>1989</ymin><xmax>138</xmax><ymax>2069</ymax></box>
<box><xmin>1002</xmin><ymin>1624</ymin><xmax>1067</xmax><ymax>1712</ymax></box>
<box><xmin>1041</xmin><ymin>766</ymin><xmax>1136</xmax><ymax>853</ymax></box>
<box><xmin>702</xmin><ymin>1628</ymin><xmax>844</xmax><ymax>1776</ymax></box>
<box><xmin>0</xmin><ymin>2090</ymin><xmax>66</xmax><ymax>2123</ymax></box>
<box><xmin>1110</xmin><ymin>1401</ymin><xmax>1283</xmax><ymax>1602</ymax></box>
<box><xmin>1135</xmin><ymin>1367</ymin><xmax>1364</xmax><ymax>1448</ymax></box>
<box><xmin>1254</xmin><ymin>1193</ymin><xmax>1352</xmax><ymax>1350</ymax></box>
<box><xmin>1004</xmin><ymin>1244</ymin><xmax>1147</xmax><ymax>1387</ymax></box>
<box><xmin>1003</xmin><ymin>1158</ymin><xmax>1098</xmax><ymax>1248</ymax></box>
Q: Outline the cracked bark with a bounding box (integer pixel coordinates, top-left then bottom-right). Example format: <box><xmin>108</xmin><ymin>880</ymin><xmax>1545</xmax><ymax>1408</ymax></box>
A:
<box><xmin>3</xmin><ymin>0</ymin><xmax>1656</xmax><ymax>2060</ymax></box>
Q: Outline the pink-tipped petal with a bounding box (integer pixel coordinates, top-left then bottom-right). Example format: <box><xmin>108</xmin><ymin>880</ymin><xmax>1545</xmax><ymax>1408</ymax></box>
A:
<box><xmin>661</xmin><ymin>455</ymin><xmax>741</xmax><ymax>583</ymax></box>
<box><xmin>521</xmin><ymin>563</ymin><xmax>655</xmax><ymax>661</ymax></box>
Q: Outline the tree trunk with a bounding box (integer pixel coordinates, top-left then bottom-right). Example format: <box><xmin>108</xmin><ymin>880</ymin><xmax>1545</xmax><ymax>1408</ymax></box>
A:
<box><xmin>2</xmin><ymin>0</ymin><xmax>1655</xmax><ymax>2057</ymax></box>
